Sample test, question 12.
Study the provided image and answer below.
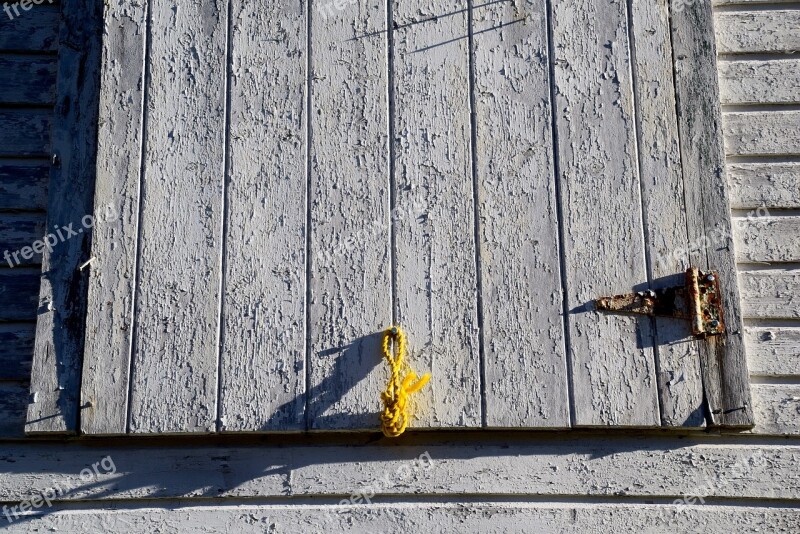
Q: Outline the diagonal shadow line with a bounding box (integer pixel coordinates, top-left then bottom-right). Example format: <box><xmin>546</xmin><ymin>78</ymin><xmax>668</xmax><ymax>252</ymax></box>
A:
<box><xmin>411</xmin><ymin>18</ymin><xmax>525</xmax><ymax>53</ymax></box>
<box><xmin>348</xmin><ymin>0</ymin><xmax>512</xmax><ymax>41</ymax></box>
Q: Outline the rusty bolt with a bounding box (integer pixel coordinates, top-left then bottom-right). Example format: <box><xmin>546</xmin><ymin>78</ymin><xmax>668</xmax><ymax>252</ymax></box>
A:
<box><xmin>709</xmin><ymin>320</ymin><xmax>720</xmax><ymax>328</ymax></box>
<box><xmin>706</xmin><ymin>274</ymin><xmax>716</xmax><ymax>282</ymax></box>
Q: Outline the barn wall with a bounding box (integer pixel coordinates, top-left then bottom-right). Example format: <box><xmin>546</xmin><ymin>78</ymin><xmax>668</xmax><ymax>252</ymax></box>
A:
<box><xmin>0</xmin><ymin>0</ymin><xmax>797</xmax><ymax>531</ymax></box>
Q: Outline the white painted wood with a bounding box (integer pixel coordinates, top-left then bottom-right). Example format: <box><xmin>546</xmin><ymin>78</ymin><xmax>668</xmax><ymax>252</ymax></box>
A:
<box><xmin>0</xmin><ymin>438</ymin><xmax>799</xmax><ymax>500</ymax></box>
<box><xmin>128</xmin><ymin>0</ymin><xmax>228</xmax><ymax>434</ymax></box>
<box><xmin>724</xmin><ymin>111</ymin><xmax>800</xmax><ymax>157</ymax></box>
<box><xmin>550</xmin><ymin>0</ymin><xmax>659</xmax><ymax>427</ymax></box>
<box><xmin>473</xmin><ymin>0</ymin><xmax>568</xmax><ymax>428</ymax></box>
<box><xmin>80</xmin><ymin>0</ymin><xmax>147</xmax><ymax>436</ymax></box>
<box><xmin>745</xmin><ymin>327</ymin><xmax>800</xmax><ymax>376</ymax></box>
<box><xmin>9</xmin><ymin>503</ymin><xmax>800</xmax><ymax>533</ymax></box>
<box><xmin>307</xmin><ymin>0</ymin><xmax>392</xmax><ymax>430</ymax></box>
<box><xmin>752</xmin><ymin>384</ymin><xmax>800</xmax><ymax>435</ymax></box>
<box><xmin>727</xmin><ymin>163</ymin><xmax>800</xmax><ymax>209</ymax></box>
<box><xmin>391</xmin><ymin>0</ymin><xmax>480</xmax><ymax>428</ymax></box>
<box><xmin>714</xmin><ymin>10</ymin><xmax>800</xmax><ymax>54</ymax></box>
<box><xmin>719</xmin><ymin>59</ymin><xmax>800</xmax><ymax>105</ymax></box>
<box><xmin>740</xmin><ymin>269</ymin><xmax>800</xmax><ymax>319</ymax></box>
<box><xmin>630</xmin><ymin>0</ymin><xmax>704</xmax><ymax>427</ymax></box>
<box><xmin>735</xmin><ymin>216</ymin><xmax>800</xmax><ymax>263</ymax></box>
<box><xmin>217</xmin><ymin>0</ymin><xmax>307</xmax><ymax>432</ymax></box>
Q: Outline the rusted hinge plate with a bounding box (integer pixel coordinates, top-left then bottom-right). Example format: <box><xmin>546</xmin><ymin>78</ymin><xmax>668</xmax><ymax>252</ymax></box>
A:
<box><xmin>595</xmin><ymin>267</ymin><xmax>725</xmax><ymax>338</ymax></box>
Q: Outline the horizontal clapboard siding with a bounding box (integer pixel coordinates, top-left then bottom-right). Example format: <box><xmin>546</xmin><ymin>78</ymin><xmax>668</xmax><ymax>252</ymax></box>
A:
<box><xmin>0</xmin><ymin>4</ymin><xmax>60</xmax><ymax>52</ymax></box>
<box><xmin>715</xmin><ymin>9</ymin><xmax>800</xmax><ymax>54</ymax></box>
<box><xmin>0</xmin><ymin>323</ymin><xmax>34</xmax><ymax>380</ymax></box>
<box><xmin>727</xmin><ymin>163</ymin><xmax>800</xmax><ymax>209</ymax></box>
<box><xmin>724</xmin><ymin>111</ymin><xmax>800</xmax><ymax>156</ymax></box>
<box><xmin>0</xmin><ymin>54</ymin><xmax>57</xmax><ymax>105</ymax></box>
<box><xmin>735</xmin><ymin>216</ymin><xmax>800</xmax><ymax>263</ymax></box>
<box><xmin>719</xmin><ymin>58</ymin><xmax>800</xmax><ymax>105</ymax></box>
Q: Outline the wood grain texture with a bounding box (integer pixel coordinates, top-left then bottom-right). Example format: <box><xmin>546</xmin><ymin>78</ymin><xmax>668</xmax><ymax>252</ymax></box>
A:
<box><xmin>306</xmin><ymin>0</ymin><xmax>391</xmax><ymax>430</ymax></box>
<box><xmin>218</xmin><ymin>0</ymin><xmax>307</xmax><ymax>432</ymax></box>
<box><xmin>740</xmin><ymin>269</ymin><xmax>800</xmax><ymax>319</ymax></box>
<box><xmin>128</xmin><ymin>0</ymin><xmax>228</xmax><ymax>434</ymax></box>
<box><xmin>0</xmin><ymin>109</ymin><xmax>51</xmax><ymax>156</ymax></box>
<box><xmin>0</xmin><ymin>54</ymin><xmax>57</xmax><ymax>105</ymax></box>
<box><xmin>0</xmin><ymin>212</ymin><xmax>46</xmax><ymax>266</ymax></box>
<box><xmin>0</xmin><ymin>322</ymin><xmax>34</xmax><ymax>381</ymax></box>
<box><xmin>550</xmin><ymin>0</ymin><xmax>659</xmax><ymax>427</ymax></box>
<box><xmin>735</xmin><ymin>216</ymin><xmax>800</xmax><ymax>263</ymax></box>
<box><xmin>0</xmin><ymin>381</ymin><xmax>27</xmax><ymax>437</ymax></box>
<box><xmin>719</xmin><ymin>58</ymin><xmax>800</xmax><ymax>105</ymax></box>
<box><xmin>80</xmin><ymin>0</ymin><xmax>148</xmax><ymax>436</ymax></box>
<box><xmin>727</xmin><ymin>162</ymin><xmax>800</xmax><ymax>209</ymax></box>
<box><xmin>751</xmin><ymin>383</ymin><xmax>800</xmax><ymax>435</ymax></box>
<box><xmin>671</xmin><ymin>0</ymin><xmax>753</xmax><ymax>427</ymax></box>
<box><xmin>0</xmin><ymin>4</ymin><xmax>59</xmax><ymax>51</ymax></box>
<box><xmin>630</xmin><ymin>0</ymin><xmax>703</xmax><ymax>427</ymax></box>
<box><xmin>8</xmin><ymin>504</ymin><xmax>800</xmax><ymax>533</ymax></box>
<box><xmin>25</xmin><ymin>0</ymin><xmax>102</xmax><ymax>434</ymax></box>
<box><xmin>392</xmin><ymin>0</ymin><xmax>480</xmax><ymax>428</ymax></box>
<box><xmin>723</xmin><ymin>111</ymin><xmax>800</xmax><ymax>156</ymax></box>
<box><xmin>0</xmin><ymin>268</ymin><xmax>39</xmax><ymax>321</ymax></box>
<box><xmin>714</xmin><ymin>10</ymin><xmax>800</xmax><ymax>54</ymax></box>
<box><xmin>0</xmin><ymin>160</ymin><xmax>49</xmax><ymax>211</ymax></box>
<box><xmin>473</xmin><ymin>0</ymin><xmax>568</xmax><ymax>428</ymax></box>
<box><xmin>745</xmin><ymin>327</ymin><xmax>800</xmax><ymax>376</ymax></box>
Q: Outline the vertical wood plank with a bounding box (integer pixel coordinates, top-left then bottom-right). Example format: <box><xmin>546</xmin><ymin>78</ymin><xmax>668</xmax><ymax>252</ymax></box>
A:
<box><xmin>670</xmin><ymin>0</ymin><xmax>754</xmax><ymax>427</ymax></box>
<box><xmin>391</xmin><ymin>0</ymin><xmax>481</xmax><ymax>427</ymax></box>
<box><xmin>474</xmin><ymin>0</ymin><xmax>569</xmax><ymax>428</ymax></box>
<box><xmin>628</xmin><ymin>0</ymin><xmax>704</xmax><ymax>427</ymax></box>
<box><xmin>128</xmin><ymin>0</ymin><xmax>229</xmax><ymax>433</ymax></box>
<box><xmin>550</xmin><ymin>0</ymin><xmax>660</xmax><ymax>426</ymax></box>
<box><xmin>26</xmin><ymin>0</ymin><xmax>103</xmax><ymax>434</ymax></box>
<box><xmin>218</xmin><ymin>0</ymin><xmax>307</xmax><ymax>432</ymax></box>
<box><xmin>307</xmin><ymin>0</ymin><xmax>392</xmax><ymax>429</ymax></box>
<box><xmin>80</xmin><ymin>0</ymin><xmax>148</xmax><ymax>436</ymax></box>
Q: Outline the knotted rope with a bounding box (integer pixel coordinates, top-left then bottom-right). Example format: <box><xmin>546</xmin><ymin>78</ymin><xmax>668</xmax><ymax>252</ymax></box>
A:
<box><xmin>380</xmin><ymin>326</ymin><xmax>431</xmax><ymax>438</ymax></box>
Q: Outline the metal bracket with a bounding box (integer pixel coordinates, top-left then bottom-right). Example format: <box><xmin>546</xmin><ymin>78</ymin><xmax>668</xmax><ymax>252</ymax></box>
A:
<box><xmin>595</xmin><ymin>267</ymin><xmax>725</xmax><ymax>338</ymax></box>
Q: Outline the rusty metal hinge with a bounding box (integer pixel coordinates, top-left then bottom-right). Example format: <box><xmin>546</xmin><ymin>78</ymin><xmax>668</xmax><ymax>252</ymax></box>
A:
<box><xmin>595</xmin><ymin>267</ymin><xmax>725</xmax><ymax>338</ymax></box>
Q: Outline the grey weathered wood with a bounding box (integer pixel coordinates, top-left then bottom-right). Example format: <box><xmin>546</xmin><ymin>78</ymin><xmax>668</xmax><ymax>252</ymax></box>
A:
<box><xmin>751</xmin><ymin>383</ymin><xmax>800</xmax><ymax>435</ymax></box>
<box><xmin>0</xmin><ymin>268</ymin><xmax>39</xmax><ymax>321</ymax></box>
<box><xmin>392</xmin><ymin>0</ymin><xmax>480</xmax><ymax>428</ymax></box>
<box><xmin>724</xmin><ymin>111</ymin><xmax>800</xmax><ymax>156</ymax></box>
<box><xmin>9</xmin><ymin>504</ymin><xmax>800</xmax><ymax>533</ymax></box>
<box><xmin>218</xmin><ymin>0</ymin><xmax>307</xmax><ymax>432</ymax></box>
<box><xmin>1</xmin><ymin>438</ymin><xmax>799</xmax><ymax>500</ymax></box>
<box><xmin>79</xmin><ymin>0</ymin><xmax>148</xmax><ymax>436</ymax></box>
<box><xmin>671</xmin><ymin>0</ymin><xmax>753</xmax><ymax>427</ymax></box>
<box><xmin>473</xmin><ymin>0</ymin><xmax>568</xmax><ymax>428</ymax></box>
<box><xmin>0</xmin><ymin>381</ymin><xmax>27</xmax><ymax>437</ymax></box>
<box><xmin>0</xmin><ymin>54</ymin><xmax>57</xmax><ymax>105</ymax></box>
<box><xmin>735</xmin><ymin>216</ymin><xmax>800</xmax><ymax>263</ymax></box>
<box><xmin>0</xmin><ymin>160</ymin><xmax>49</xmax><ymax>211</ymax></box>
<box><xmin>719</xmin><ymin>59</ymin><xmax>800</xmax><ymax>105</ymax></box>
<box><xmin>0</xmin><ymin>109</ymin><xmax>51</xmax><ymax>156</ymax></box>
<box><xmin>550</xmin><ymin>0</ymin><xmax>659</xmax><ymax>427</ymax></box>
<box><xmin>728</xmin><ymin>163</ymin><xmax>800</xmax><ymax>209</ymax></box>
<box><xmin>740</xmin><ymin>269</ymin><xmax>800</xmax><ymax>319</ymax></box>
<box><xmin>307</xmin><ymin>0</ymin><xmax>391</xmax><ymax>430</ymax></box>
<box><xmin>128</xmin><ymin>0</ymin><xmax>228</xmax><ymax>434</ymax></box>
<box><xmin>745</xmin><ymin>327</ymin><xmax>800</xmax><ymax>377</ymax></box>
<box><xmin>26</xmin><ymin>0</ymin><xmax>103</xmax><ymax>434</ymax></box>
<box><xmin>0</xmin><ymin>322</ymin><xmax>34</xmax><ymax>380</ymax></box>
<box><xmin>0</xmin><ymin>212</ymin><xmax>46</xmax><ymax>266</ymax></box>
<box><xmin>714</xmin><ymin>10</ymin><xmax>800</xmax><ymax>54</ymax></box>
<box><xmin>0</xmin><ymin>4</ymin><xmax>59</xmax><ymax>52</ymax></box>
<box><xmin>631</xmin><ymin>0</ymin><xmax>704</xmax><ymax>427</ymax></box>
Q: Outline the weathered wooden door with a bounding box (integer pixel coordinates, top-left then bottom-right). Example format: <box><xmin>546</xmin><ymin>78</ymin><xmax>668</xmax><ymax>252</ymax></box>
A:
<box><xmin>26</xmin><ymin>0</ymin><xmax>753</xmax><ymax>435</ymax></box>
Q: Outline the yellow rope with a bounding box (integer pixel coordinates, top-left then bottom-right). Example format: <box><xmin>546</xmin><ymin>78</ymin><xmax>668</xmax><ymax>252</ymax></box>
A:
<box><xmin>380</xmin><ymin>326</ymin><xmax>431</xmax><ymax>438</ymax></box>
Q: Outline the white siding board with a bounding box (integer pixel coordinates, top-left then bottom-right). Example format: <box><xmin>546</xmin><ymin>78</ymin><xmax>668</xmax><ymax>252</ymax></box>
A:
<box><xmin>727</xmin><ymin>163</ymin><xmax>800</xmax><ymax>209</ymax></box>
<box><xmin>745</xmin><ymin>327</ymin><xmax>800</xmax><ymax>376</ymax></box>
<box><xmin>719</xmin><ymin>58</ymin><xmax>800</xmax><ymax>105</ymax></box>
<box><xmin>752</xmin><ymin>383</ymin><xmax>800</xmax><ymax>435</ymax></box>
<box><xmin>715</xmin><ymin>10</ymin><xmax>800</xmax><ymax>54</ymax></box>
<box><xmin>724</xmin><ymin>111</ymin><xmax>800</xmax><ymax>157</ymax></box>
<box><xmin>735</xmin><ymin>216</ymin><xmax>800</xmax><ymax>263</ymax></box>
<box><xmin>740</xmin><ymin>269</ymin><xmax>800</xmax><ymax>319</ymax></box>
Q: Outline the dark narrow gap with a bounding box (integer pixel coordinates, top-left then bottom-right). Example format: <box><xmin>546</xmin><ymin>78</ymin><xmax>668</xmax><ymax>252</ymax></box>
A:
<box><xmin>624</xmin><ymin>0</ymin><xmax>664</xmax><ymax>425</ymax></box>
<box><xmin>126</xmin><ymin>0</ymin><xmax>154</xmax><ymax>434</ymax></box>
<box><xmin>544</xmin><ymin>0</ymin><xmax>575</xmax><ymax>427</ymax></box>
<box><xmin>387</xmin><ymin>0</ymin><xmax>398</xmax><ymax>326</ymax></box>
<box><xmin>303</xmin><ymin>0</ymin><xmax>314</xmax><ymax>432</ymax></box>
<box><xmin>466</xmin><ymin>0</ymin><xmax>487</xmax><ymax>427</ymax></box>
<box><xmin>215</xmin><ymin>0</ymin><xmax>235</xmax><ymax>433</ymax></box>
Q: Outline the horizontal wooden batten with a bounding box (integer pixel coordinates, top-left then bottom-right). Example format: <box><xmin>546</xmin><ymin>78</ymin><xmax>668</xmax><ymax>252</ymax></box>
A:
<box><xmin>739</xmin><ymin>269</ymin><xmax>800</xmax><ymax>319</ymax></box>
<box><xmin>724</xmin><ymin>111</ymin><xmax>800</xmax><ymax>156</ymax></box>
<box><xmin>0</xmin><ymin>212</ymin><xmax>46</xmax><ymax>266</ymax></box>
<box><xmin>0</xmin><ymin>381</ymin><xmax>27</xmax><ymax>437</ymax></box>
<box><xmin>0</xmin><ymin>54</ymin><xmax>57</xmax><ymax>105</ymax></box>
<box><xmin>0</xmin><ymin>322</ymin><xmax>34</xmax><ymax>381</ymax></box>
<box><xmin>0</xmin><ymin>5</ymin><xmax>60</xmax><ymax>52</ymax></box>
<box><xmin>751</xmin><ymin>383</ymin><xmax>800</xmax><ymax>435</ymax></box>
<box><xmin>734</xmin><ymin>216</ymin><xmax>800</xmax><ymax>262</ymax></box>
<box><xmin>719</xmin><ymin>58</ymin><xmax>800</xmax><ymax>105</ymax></box>
<box><xmin>745</xmin><ymin>326</ymin><xmax>800</xmax><ymax>376</ymax></box>
<box><xmin>0</xmin><ymin>109</ymin><xmax>51</xmax><ymax>156</ymax></box>
<box><xmin>714</xmin><ymin>10</ymin><xmax>800</xmax><ymax>54</ymax></box>
<box><xmin>0</xmin><ymin>268</ymin><xmax>39</xmax><ymax>321</ymax></box>
<box><xmin>727</xmin><ymin>162</ymin><xmax>800</xmax><ymax>208</ymax></box>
